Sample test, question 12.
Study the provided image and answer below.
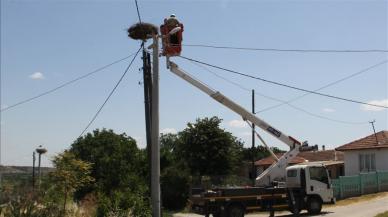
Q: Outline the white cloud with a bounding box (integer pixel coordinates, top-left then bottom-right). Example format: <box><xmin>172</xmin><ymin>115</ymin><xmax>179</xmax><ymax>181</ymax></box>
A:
<box><xmin>361</xmin><ymin>99</ymin><xmax>388</xmax><ymax>112</ymax></box>
<box><xmin>161</xmin><ymin>128</ymin><xmax>177</xmax><ymax>134</ymax></box>
<box><xmin>322</xmin><ymin>108</ymin><xmax>335</xmax><ymax>113</ymax></box>
<box><xmin>29</xmin><ymin>72</ymin><xmax>45</xmax><ymax>80</ymax></box>
<box><xmin>228</xmin><ymin>119</ymin><xmax>248</xmax><ymax>128</ymax></box>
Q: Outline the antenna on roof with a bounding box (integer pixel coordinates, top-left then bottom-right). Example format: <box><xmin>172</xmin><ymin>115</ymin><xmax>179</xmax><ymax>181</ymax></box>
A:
<box><xmin>369</xmin><ymin>120</ymin><xmax>379</xmax><ymax>145</ymax></box>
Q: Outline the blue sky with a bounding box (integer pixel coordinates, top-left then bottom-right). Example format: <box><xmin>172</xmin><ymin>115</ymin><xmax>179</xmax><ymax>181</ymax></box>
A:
<box><xmin>1</xmin><ymin>0</ymin><xmax>387</xmax><ymax>167</ymax></box>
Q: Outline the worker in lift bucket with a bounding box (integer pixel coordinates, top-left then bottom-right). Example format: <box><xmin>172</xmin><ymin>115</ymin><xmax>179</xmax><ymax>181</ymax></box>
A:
<box><xmin>161</xmin><ymin>14</ymin><xmax>184</xmax><ymax>56</ymax></box>
<box><xmin>165</xmin><ymin>14</ymin><xmax>180</xmax><ymax>45</ymax></box>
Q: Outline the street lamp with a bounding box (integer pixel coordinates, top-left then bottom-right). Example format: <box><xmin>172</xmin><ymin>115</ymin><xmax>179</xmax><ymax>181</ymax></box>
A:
<box><xmin>35</xmin><ymin>145</ymin><xmax>47</xmax><ymax>188</ymax></box>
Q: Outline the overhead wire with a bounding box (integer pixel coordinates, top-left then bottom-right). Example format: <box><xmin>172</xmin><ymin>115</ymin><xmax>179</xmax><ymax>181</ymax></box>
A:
<box><xmin>178</xmin><ymin>56</ymin><xmax>388</xmax><ymax>109</ymax></box>
<box><xmin>1</xmin><ymin>54</ymin><xmax>137</xmax><ymax>112</ymax></box>
<box><xmin>134</xmin><ymin>0</ymin><xmax>142</xmax><ymax>24</ymax></box>
<box><xmin>183</xmin><ymin>44</ymin><xmax>388</xmax><ymax>53</ymax></box>
<box><xmin>79</xmin><ymin>46</ymin><xmax>142</xmax><ymax>137</ymax></box>
<box><xmin>188</xmin><ymin>61</ymin><xmax>368</xmax><ymax>125</ymax></box>
<box><xmin>257</xmin><ymin>59</ymin><xmax>388</xmax><ymax>113</ymax></box>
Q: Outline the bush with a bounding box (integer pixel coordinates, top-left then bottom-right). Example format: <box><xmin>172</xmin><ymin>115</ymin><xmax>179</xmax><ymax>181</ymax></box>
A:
<box><xmin>161</xmin><ymin>167</ymin><xmax>190</xmax><ymax>210</ymax></box>
<box><xmin>96</xmin><ymin>190</ymin><xmax>151</xmax><ymax>217</ymax></box>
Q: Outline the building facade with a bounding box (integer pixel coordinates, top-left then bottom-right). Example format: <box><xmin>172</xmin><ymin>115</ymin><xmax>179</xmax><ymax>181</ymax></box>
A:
<box><xmin>336</xmin><ymin>131</ymin><xmax>388</xmax><ymax>176</ymax></box>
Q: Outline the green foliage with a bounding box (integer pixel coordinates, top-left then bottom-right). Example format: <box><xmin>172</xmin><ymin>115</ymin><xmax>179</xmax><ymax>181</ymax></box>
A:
<box><xmin>177</xmin><ymin>116</ymin><xmax>243</xmax><ymax>176</ymax></box>
<box><xmin>96</xmin><ymin>190</ymin><xmax>151</xmax><ymax>217</ymax></box>
<box><xmin>70</xmin><ymin>129</ymin><xmax>146</xmax><ymax>195</ymax></box>
<box><xmin>242</xmin><ymin>145</ymin><xmax>284</xmax><ymax>162</ymax></box>
<box><xmin>161</xmin><ymin>166</ymin><xmax>190</xmax><ymax>210</ymax></box>
<box><xmin>159</xmin><ymin>117</ymin><xmax>245</xmax><ymax>210</ymax></box>
<box><xmin>160</xmin><ymin>133</ymin><xmax>179</xmax><ymax>171</ymax></box>
<box><xmin>50</xmin><ymin>150</ymin><xmax>94</xmax><ymax>213</ymax></box>
<box><xmin>0</xmin><ymin>190</ymin><xmax>62</xmax><ymax>217</ymax></box>
<box><xmin>69</xmin><ymin>128</ymin><xmax>151</xmax><ymax>216</ymax></box>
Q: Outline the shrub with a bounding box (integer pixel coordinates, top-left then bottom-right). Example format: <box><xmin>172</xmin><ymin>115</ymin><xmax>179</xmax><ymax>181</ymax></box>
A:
<box><xmin>161</xmin><ymin>166</ymin><xmax>190</xmax><ymax>210</ymax></box>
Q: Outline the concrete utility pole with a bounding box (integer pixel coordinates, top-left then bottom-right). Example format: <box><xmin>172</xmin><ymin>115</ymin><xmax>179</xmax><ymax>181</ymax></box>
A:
<box><xmin>127</xmin><ymin>22</ymin><xmax>160</xmax><ymax>217</ymax></box>
<box><xmin>150</xmin><ymin>33</ymin><xmax>161</xmax><ymax>217</ymax></box>
<box><xmin>32</xmin><ymin>151</ymin><xmax>36</xmax><ymax>190</ymax></box>
<box><xmin>142</xmin><ymin>46</ymin><xmax>152</xmax><ymax>190</ymax></box>
<box><xmin>35</xmin><ymin>145</ymin><xmax>47</xmax><ymax>189</ymax></box>
<box><xmin>251</xmin><ymin>89</ymin><xmax>256</xmax><ymax>186</ymax></box>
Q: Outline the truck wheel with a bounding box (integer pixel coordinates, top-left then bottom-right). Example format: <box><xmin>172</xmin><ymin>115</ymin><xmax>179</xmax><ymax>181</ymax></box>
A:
<box><xmin>227</xmin><ymin>204</ymin><xmax>245</xmax><ymax>217</ymax></box>
<box><xmin>307</xmin><ymin>197</ymin><xmax>322</xmax><ymax>215</ymax></box>
<box><xmin>288</xmin><ymin>198</ymin><xmax>301</xmax><ymax>215</ymax></box>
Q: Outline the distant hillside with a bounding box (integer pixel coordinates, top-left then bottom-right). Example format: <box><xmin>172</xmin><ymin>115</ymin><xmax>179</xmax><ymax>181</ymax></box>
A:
<box><xmin>0</xmin><ymin>165</ymin><xmax>54</xmax><ymax>175</ymax></box>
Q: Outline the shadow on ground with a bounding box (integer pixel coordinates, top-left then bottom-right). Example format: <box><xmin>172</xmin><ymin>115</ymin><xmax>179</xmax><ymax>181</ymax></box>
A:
<box><xmin>267</xmin><ymin>211</ymin><xmax>334</xmax><ymax>217</ymax></box>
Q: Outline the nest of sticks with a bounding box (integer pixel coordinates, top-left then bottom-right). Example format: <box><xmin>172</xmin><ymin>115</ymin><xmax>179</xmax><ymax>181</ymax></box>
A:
<box><xmin>128</xmin><ymin>23</ymin><xmax>158</xmax><ymax>40</ymax></box>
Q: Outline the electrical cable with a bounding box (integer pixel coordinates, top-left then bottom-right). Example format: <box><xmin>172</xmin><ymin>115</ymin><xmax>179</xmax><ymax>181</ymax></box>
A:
<box><xmin>134</xmin><ymin>0</ymin><xmax>142</xmax><ymax>23</ymax></box>
<box><xmin>257</xmin><ymin>59</ymin><xmax>388</xmax><ymax>113</ymax></box>
<box><xmin>178</xmin><ymin>56</ymin><xmax>388</xmax><ymax>109</ymax></box>
<box><xmin>1</xmin><ymin>54</ymin><xmax>137</xmax><ymax>112</ymax></box>
<box><xmin>79</xmin><ymin>47</ymin><xmax>142</xmax><ymax>137</ymax></box>
<box><xmin>189</xmin><ymin>61</ymin><xmax>368</xmax><ymax>125</ymax></box>
<box><xmin>183</xmin><ymin>44</ymin><xmax>388</xmax><ymax>53</ymax></box>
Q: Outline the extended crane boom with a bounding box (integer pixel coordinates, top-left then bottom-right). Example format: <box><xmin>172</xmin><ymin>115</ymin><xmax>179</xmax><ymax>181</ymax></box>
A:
<box><xmin>169</xmin><ymin>61</ymin><xmax>300</xmax><ymax>147</ymax></box>
<box><xmin>168</xmin><ymin>61</ymin><xmax>317</xmax><ymax>186</ymax></box>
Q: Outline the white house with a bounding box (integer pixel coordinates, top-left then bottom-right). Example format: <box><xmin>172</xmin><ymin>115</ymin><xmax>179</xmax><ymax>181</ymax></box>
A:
<box><xmin>336</xmin><ymin>130</ymin><xmax>388</xmax><ymax>176</ymax></box>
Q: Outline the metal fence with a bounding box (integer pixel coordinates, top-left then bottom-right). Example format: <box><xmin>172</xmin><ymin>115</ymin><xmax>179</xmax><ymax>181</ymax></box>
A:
<box><xmin>332</xmin><ymin>171</ymin><xmax>388</xmax><ymax>199</ymax></box>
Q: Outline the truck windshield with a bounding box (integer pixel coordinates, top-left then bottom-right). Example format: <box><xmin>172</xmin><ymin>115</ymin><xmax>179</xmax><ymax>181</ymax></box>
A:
<box><xmin>309</xmin><ymin>167</ymin><xmax>329</xmax><ymax>184</ymax></box>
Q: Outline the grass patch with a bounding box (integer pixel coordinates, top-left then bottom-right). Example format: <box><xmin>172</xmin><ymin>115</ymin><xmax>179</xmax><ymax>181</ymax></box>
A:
<box><xmin>375</xmin><ymin>211</ymin><xmax>388</xmax><ymax>217</ymax></box>
<box><xmin>325</xmin><ymin>191</ymin><xmax>388</xmax><ymax>207</ymax></box>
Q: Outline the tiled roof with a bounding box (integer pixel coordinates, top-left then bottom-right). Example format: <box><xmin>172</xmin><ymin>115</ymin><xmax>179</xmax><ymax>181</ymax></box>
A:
<box><xmin>254</xmin><ymin>150</ymin><xmax>343</xmax><ymax>166</ymax></box>
<box><xmin>336</xmin><ymin>131</ymin><xmax>388</xmax><ymax>151</ymax></box>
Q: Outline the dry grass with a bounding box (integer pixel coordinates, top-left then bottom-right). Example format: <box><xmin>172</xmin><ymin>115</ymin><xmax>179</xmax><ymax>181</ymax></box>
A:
<box><xmin>375</xmin><ymin>211</ymin><xmax>388</xmax><ymax>217</ymax></box>
<box><xmin>325</xmin><ymin>191</ymin><xmax>388</xmax><ymax>207</ymax></box>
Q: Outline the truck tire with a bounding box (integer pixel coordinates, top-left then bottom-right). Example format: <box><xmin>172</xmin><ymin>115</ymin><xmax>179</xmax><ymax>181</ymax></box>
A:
<box><xmin>227</xmin><ymin>204</ymin><xmax>245</xmax><ymax>217</ymax></box>
<box><xmin>306</xmin><ymin>197</ymin><xmax>322</xmax><ymax>215</ymax></box>
<box><xmin>288</xmin><ymin>198</ymin><xmax>301</xmax><ymax>216</ymax></box>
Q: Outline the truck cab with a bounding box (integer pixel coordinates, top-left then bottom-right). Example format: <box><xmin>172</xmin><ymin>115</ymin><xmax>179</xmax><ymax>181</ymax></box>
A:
<box><xmin>286</xmin><ymin>164</ymin><xmax>335</xmax><ymax>214</ymax></box>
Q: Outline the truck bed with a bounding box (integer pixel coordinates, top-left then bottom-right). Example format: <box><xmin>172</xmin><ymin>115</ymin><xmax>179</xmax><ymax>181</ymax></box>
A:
<box><xmin>189</xmin><ymin>186</ymin><xmax>289</xmax><ymax>216</ymax></box>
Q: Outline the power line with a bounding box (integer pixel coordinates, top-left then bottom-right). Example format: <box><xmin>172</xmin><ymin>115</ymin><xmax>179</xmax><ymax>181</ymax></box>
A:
<box><xmin>178</xmin><ymin>56</ymin><xmax>388</xmax><ymax>109</ymax></box>
<box><xmin>79</xmin><ymin>47</ymin><xmax>142</xmax><ymax>137</ymax></box>
<box><xmin>183</xmin><ymin>44</ymin><xmax>388</xmax><ymax>53</ymax></box>
<box><xmin>134</xmin><ymin>0</ymin><xmax>142</xmax><ymax>23</ymax></box>
<box><xmin>1</xmin><ymin>54</ymin><xmax>136</xmax><ymax>112</ymax></box>
<box><xmin>258</xmin><ymin>60</ymin><xmax>388</xmax><ymax>113</ymax></box>
<box><xmin>188</xmin><ymin>61</ymin><xmax>368</xmax><ymax>125</ymax></box>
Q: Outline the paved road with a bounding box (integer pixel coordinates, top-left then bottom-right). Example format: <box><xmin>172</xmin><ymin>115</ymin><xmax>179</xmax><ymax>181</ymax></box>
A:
<box><xmin>174</xmin><ymin>194</ymin><xmax>388</xmax><ymax>217</ymax></box>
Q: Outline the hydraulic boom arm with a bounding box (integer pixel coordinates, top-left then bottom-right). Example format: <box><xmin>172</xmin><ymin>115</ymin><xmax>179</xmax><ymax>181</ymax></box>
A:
<box><xmin>169</xmin><ymin>61</ymin><xmax>301</xmax><ymax>148</ymax></box>
<box><xmin>168</xmin><ymin>61</ymin><xmax>315</xmax><ymax>186</ymax></box>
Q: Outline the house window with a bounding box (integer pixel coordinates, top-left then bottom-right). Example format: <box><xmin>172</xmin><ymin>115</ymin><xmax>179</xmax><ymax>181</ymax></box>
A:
<box><xmin>359</xmin><ymin>153</ymin><xmax>376</xmax><ymax>172</ymax></box>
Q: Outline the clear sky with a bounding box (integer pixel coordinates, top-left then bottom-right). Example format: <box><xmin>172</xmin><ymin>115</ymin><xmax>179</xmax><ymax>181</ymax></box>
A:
<box><xmin>1</xmin><ymin>0</ymin><xmax>387</xmax><ymax>167</ymax></box>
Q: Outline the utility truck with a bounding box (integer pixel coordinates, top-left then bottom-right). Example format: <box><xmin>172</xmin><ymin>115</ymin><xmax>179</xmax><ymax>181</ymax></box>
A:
<box><xmin>161</xmin><ymin>19</ymin><xmax>335</xmax><ymax>217</ymax></box>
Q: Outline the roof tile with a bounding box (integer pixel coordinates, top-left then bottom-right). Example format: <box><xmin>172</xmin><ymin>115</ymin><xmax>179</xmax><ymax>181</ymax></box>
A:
<box><xmin>336</xmin><ymin>130</ymin><xmax>388</xmax><ymax>151</ymax></box>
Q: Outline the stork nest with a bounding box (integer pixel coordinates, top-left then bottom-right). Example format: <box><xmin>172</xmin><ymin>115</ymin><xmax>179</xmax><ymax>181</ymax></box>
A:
<box><xmin>128</xmin><ymin>23</ymin><xmax>158</xmax><ymax>40</ymax></box>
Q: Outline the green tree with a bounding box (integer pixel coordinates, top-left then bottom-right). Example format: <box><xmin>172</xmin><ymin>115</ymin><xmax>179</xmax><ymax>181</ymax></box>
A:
<box><xmin>69</xmin><ymin>129</ymin><xmax>150</xmax><ymax>216</ymax></box>
<box><xmin>242</xmin><ymin>146</ymin><xmax>284</xmax><ymax>162</ymax></box>
<box><xmin>50</xmin><ymin>150</ymin><xmax>94</xmax><ymax>213</ymax></box>
<box><xmin>70</xmin><ymin>129</ymin><xmax>146</xmax><ymax>195</ymax></box>
<box><xmin>177</xmin><ymin>116</ymin><xmax>243</xmax><ymax>176</ymax></box>
<box><xmin>160</xmin><ymin>133</ymin><xmax>180</xmax><ymax>171</ymax></box>
<box><xmin>159</xmin><ymin>133</ymin><xmax>190</xmax><ymax>210</ymax></box>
